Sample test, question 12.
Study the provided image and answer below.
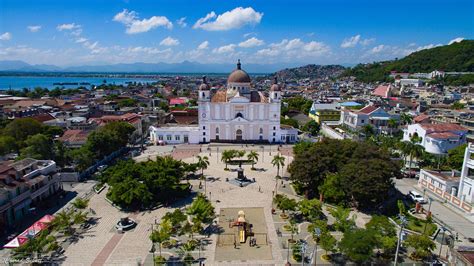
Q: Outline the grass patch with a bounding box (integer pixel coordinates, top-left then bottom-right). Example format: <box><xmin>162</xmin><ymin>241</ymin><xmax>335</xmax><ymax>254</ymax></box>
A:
<box><xmin>393</xmin><ymin>215</ymin><xmax>437</xmax><ymax>235</ymax></box>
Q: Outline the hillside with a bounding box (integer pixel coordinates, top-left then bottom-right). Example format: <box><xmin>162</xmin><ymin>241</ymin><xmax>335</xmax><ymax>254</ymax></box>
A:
<box><xmin>271</xmin><ymin>64</ymin><xmax>346</xmax><ymax>81</ymax></box>
<box><xmin>345</xmin><ymin>40</ymin><xmax>474</xmax><ymax>82</ymax></box>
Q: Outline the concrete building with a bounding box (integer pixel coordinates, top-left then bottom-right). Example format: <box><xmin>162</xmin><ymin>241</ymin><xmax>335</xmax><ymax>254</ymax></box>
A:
<box><xmin>308</xmin><ymin>102</ymin><xmax>340</xmax><ymax>123</ymax></box>
<box><xmin>403</xmin><ymin>123</ymin><xmax>468</xmax><ymax>154</ymax></box>
<box><xmin>340</xmin><ymin>105</ymin><xmax>396</xmax><ymax>134</ymax></box>
<box><xmin>0</xmin><ymin>159</ymin><xmax>60</xmax><ymax>229</ymax></box>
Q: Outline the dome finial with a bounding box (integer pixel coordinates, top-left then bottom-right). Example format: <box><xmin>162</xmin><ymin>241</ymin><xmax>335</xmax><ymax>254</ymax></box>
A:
<box><xmin>237</xmin><ymin>59</ymin><xmax>241</xmax><ymax>70</ymax></box>
<box><xmin>202</xmin><ymin>75</ymin><xmax>207</xmax><ymax>83</ymax></box>
<box><xmin>273</xmin><ymin>76</ymin><xmax>278</xmax><ymax>84</ymax></box>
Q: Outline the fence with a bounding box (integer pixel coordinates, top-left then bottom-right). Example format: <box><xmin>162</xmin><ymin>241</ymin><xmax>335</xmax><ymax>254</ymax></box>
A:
<box><xmin>419</xmin><ymin>179</ymin><xmax>473</xmax><ymax>215</ymax></box>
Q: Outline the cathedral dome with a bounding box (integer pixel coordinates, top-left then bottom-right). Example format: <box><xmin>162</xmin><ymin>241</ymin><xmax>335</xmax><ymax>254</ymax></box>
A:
<box><xmin>270</xmin><ymin>76</ymin><xmax>281</xmax><ymax>91</ymax></box>
<box><xmin>227</xmin><ymin>60</ymin><xmax>251</xmax><ymax>83</ymax></box>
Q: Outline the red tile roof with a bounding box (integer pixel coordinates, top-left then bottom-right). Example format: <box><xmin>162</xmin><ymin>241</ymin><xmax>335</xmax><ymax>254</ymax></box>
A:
<box><xmin>414</xmin><ymin>114</ymin><xmax>430</xmax><ymax>123</ymax></box>
<box><xmin>58</xmin><ymin>130</ymin><xmax>90</xmax><ymax>143</ymax></box>
<box><xmin>420</xmin><ymin>123</ymin><xmax>467</xmax><ymax>132</ymax></box>
<box><xmin>31</xmin><ymin>113</ymin><xmax>55</xmax><ymax>123</ymax></box>
<box><xmin>372</xmin><ymin>85</ymin><xmax>390</xmax><ymax>98</ymax></box>
<box><xmin>357</xmin><ymin>105</ymin><xmax>379</xmax><ymax>114</ymax></box>
<box><xmin>427</xmin><ymin>132</ymin><xmax>459</xmax><ymax>139</ymax></box>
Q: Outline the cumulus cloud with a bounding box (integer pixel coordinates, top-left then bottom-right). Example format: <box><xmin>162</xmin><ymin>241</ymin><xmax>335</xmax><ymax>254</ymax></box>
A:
<box><xmin>256</xmin><ymin>38</ymin><xmax>330</xmax><ymax>60</ymax></box>
<box><xmin>197</xmin><ymin>41</ymin><xmax>209</xmax><ymax>50</ymax></box>
<box><xmin>27</xmin><ymin>25</ymin><xmax>42</xmax><ymax>32</ymax></box>
<box><xmin>160</xmin><ymin>37</ymin><xmax>180</xmax><ymax>46</ymax></box>
<box><xmin>127</xmin><ymin>46</ymin><xmax>172</xmax><ymax>55</ymax></box>
<box><xmin>75</xmin><ymin>37</ymin><xmax>88</xmax><ymax>43</ymax></box>
<box><xmin>213</xmin><ymin>44</ymin><xmax>237</xmax><ymax>54</ymax></box>
<box><xmin>239</xmin><ymin>37</ymin><xmax>264</xmax><ymax>48</ymax></box>
<box><xmin>177</xmin><ymin>17</ymin><xmax>187</xmax><ymax>28</ymax></box>
<box><xmin>113</xmin><ymin>9</ymin><xmax>172</xmax><ymax>34</ymax></box>
<box><xmin>193</xmin><ymin>7</ymin><xmax>263</xmax><ymax>31</ymax></box>
<box><xmin>448</xmin><ymin>37</ymin><xmax>464</xmax><ymax>45</ymax></box>
<box><xmin>57</xmin><ymin>23</ymin><xmax>81</xmax><ymax>31</ymax></box>
<box><xmin>0</xmin><ymin>32</ymin><xmax>12</xmax><ymax>41</ymax></box>
<box><xmin>360</xmin><ymin>38</ymin><xmax>375</xmax><ymax>46</ymax></box>
<box><xmin>341</xmin><ymin>35</ymin><xmax>361</xmax><ymax>48</ymax></box>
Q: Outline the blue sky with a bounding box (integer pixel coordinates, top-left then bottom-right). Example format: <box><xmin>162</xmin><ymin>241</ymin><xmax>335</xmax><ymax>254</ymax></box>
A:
<box><xmin>0</xmin><ymin>0</ymin><xmax>473</xmax><ymax>66</ymax></box>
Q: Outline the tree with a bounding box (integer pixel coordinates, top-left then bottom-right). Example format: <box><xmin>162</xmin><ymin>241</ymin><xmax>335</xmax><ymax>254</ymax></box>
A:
<box><xmin>186</xmin><ymin>194</ymin><xmax>215</xmax><ymax>224</ymax></box>
<box><xmin>319</xmin><ymin>232</ymin><xmax>337</xmax><ymax>256</ymax></box>
<box><xmin>272</xmin><ymin>154</ymin><xmax>285</xmax><ymax>178</ymax></box>
<box><xmin>447</xmin><ymin>143</ymin><xmax>467</xmax><ymax>170</ymax></box>
<box><xmin>387</xmin><ymin>119</ymin><xmax>398</xmax><ymax>136</ymax></box>
<box><xmin>3</xmin><ymin>118</ymin><xmax>43</xmax><ymax>144</ymax></box>
<box><xmin>400</xmin><ymin>113</ymin><xmax>412</xmax><ymax>125</ymax></box>
<box><xmin>366</xmin><ymin>215</ymin><xmax>397</xmax><ymax>255</ymax></box>
<box><xmin>403</xmin><ymin>140</ymin><xmax>425</xmax><ymax>170</ymax></box>
<box><xmin>297</xmin><ymin>198</ymin><xmax>323</xmax><ymax>221</ymax></box>
<box><xmin>339</xmin><ymin>228</ymin><xmax>377</xmax><ymax>263</ymax></box>
<box><xmin>302</xmin><ymin>120</ymin><xmax>320</xmax><ymax>136</ymax></box>
<box><xmin>247</xmin><ymin>151</ymin><xmax>259</xmax><ymax>170</ymax></box>
<box><xmin>150</xmin><ymin>220</ymin><xmax>172</xmax><ymax>257</ymax></box>
<box><xmin>72</xmin><ymin>198</ymin><xmax>90</xmax><ymax>209</ymax></box>
<box><xmin>274</xmin><ymin>195</ymin><xmax>297</xmax><ymax>214</ymax></box>
<box><xmin>329</xmin><ymin>206</ymin><xmax>355</xmax><ymax>233</ymax></box>
<box><xmin>196</xmin><ymin>155</ymin><xmax>210</xmax><ymax>194</ymax></box>
<box><xmin>221</xmin><ymin>150</ymin><xmax>235</xmax><ymax>170</ymax></box>
<box><xmin>451</xmin><ymin>101</ymin><xmax>465</xmax><ymax>110</ymax></box>
<box><xmin>20</xmin><ymin>134</ymin><xmax>54</xmax><ymax>159</ymax></box>
<box><xmin>280</xmin><ymin>117</ymin><xmax>299</xmax><ymax>129</ymax></box>
<box><xmin>404</xmin><ymin>234</ymin><xmax>435</xmax><ymax>260</ymax></box>
<box><xmin>0</xmin><ymin>135</ymin><xmax>16</xmax><ymax>156</ymax></box>
<box><xmin>361</xmin><ymin>124</ymin><xmax>375</xmax><ymax>137</ymax></box>
<box><xmin>319</xmin><ymin>173</ymin><xmax>346</xmax><ymax>204</ymax></box>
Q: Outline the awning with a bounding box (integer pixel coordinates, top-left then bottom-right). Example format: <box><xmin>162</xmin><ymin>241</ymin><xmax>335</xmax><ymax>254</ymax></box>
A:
<box><xmin>3</xmin><ymin>214</ymin><xmax>55</xmax><ymax>249</ymax></box>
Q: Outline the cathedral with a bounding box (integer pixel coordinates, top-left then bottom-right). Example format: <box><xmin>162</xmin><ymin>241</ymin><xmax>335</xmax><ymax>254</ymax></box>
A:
<box><xmin>149</xmin><ymin>60</ymin><xmax>298</xmax><ymax>144</ymax></box>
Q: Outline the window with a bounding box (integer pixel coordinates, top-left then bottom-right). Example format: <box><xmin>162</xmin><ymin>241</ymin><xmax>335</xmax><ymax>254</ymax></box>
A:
<box><xmin>273</xmin><ymin>132</ymin><xmax>276</xmax><ymax>136</ymax></box>
<box><xmin>235</xmin><ymin>112</ymin><xmax>243</xmax><ymax>118</ymax></box>
<box><xmin>259</xmin><ymin>128</ymin><xmax>263</xmax><ymax>134</ymax></box>
<box><xmin>216</xmin><ymin>127</ymin><xmax>219</xmax><ymax>134</ymax></box>
<box><xmin>216</xmin><ymin>135</ymin><xmax>220</xmax><ymax>140</ymax></box>
<box><xmin>158</xmin><ymin>135</ymin><xmax>163</xmax><ymax>140</ymax></box>
<box><xmin>273</xmin><ymin>126</ymin><xmax>276</xmax><ymax>130</ymax></box>
<box><xmin>203</xmin><ymin>137</ymin><xmax>206</xmax><ymax>142</ymax></box>
<box><xmin>175</xmin><ymin>135</ymin><xmax>180</xmax><ymax>141</ymax></box>
<box><xmin>203</xmin><ymin>126</ymin><xmax>206</xmax><ymax>130</ymax></box>
<box><xmin>201</xmin><ymin>92</ymin><xmax>205</xmax><ymax>97</ymax></box>
<box><xmin>203</xmin><ymin>132</ymin><xmax>206</xmax><ymax>136</ymax></box>
<box><xmin>259</xmin><ymin>136</ymin><xmax>263</xmax><ymax>140</ymax></box>
<box><xmin>167</xmin><ymin>135</ymin><xmax>172</xmax><ymax>141</ymax></box>
<box><xmin>361</xmin><ymin>119</ymin><xmax>365</xmax><ymax>123</ymax></box>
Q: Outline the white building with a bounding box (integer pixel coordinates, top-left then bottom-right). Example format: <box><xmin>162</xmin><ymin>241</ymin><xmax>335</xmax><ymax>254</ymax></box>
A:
<box><xmin>403</xmin><ymin>123</ymin><xmax>468</xmax><ymax>154</ymax></box>
<box><xmin>340</xmin><ymin>105</ymin><xmax>397</xmax><ymax>134</ymax></box>
<box><xmin>149</xmin><ymin>60</ymin><xmax>298</xmax><ymax>144</ymax></box>
<box><xmin>459</xmin><ymin>144</ymin><xmax>474</xmax><ymax>205</ymax></box>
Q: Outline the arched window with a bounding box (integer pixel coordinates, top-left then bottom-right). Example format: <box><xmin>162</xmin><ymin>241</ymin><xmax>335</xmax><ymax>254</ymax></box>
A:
<box><xmin>201</xmin><ymin>92</ymin><xmax>205</xmax><ymax>97</ymax></box>
<box><xmin>216</xmin><ymin>127</ymin><xmax>219</xmax><ymax>134</ymax></box>
<box><xmin>235</xmin><ymin>112</ymin><xmax>243</xmax><ymax>118</ymax></box>
<box><xmin>259</xmin><ymin>128</ymin><xmax>263</xmax><ymax>134</ymax></box>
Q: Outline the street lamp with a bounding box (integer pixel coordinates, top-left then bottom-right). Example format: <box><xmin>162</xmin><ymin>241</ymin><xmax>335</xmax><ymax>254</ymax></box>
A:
<box><xmin>313</xmin><ymin>228</ymin><xmax>321</xmax><ymax>266</ymax></box>
<box><xmin>261</xmin><ymin>146</ymin><xmax>264</xmax><ymax>162</ymax></box>
<box><xmin>438</xmin><ymin>226</ymin><xmax>447</xmax><ymax>258</ymax></box>
<box><xmin>394</xmin><ymin>215</ymin><xmax>407</xmax><ymax>266</ymax></box>
<box><xmin>301</xmin><ymin>241</ymin><xmax>307</xmax><ymax>266</ymax></box>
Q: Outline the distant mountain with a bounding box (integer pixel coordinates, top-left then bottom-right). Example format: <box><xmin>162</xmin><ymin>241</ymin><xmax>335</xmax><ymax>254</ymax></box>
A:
<box><xmin>270</xmin><ymin>64</ymin><xmax>346</xmax><ymax>81</ymax></box>
<box><xmin>344</xmin><ymin>40</ymin><xmax>474</xmax><ymax>82</ymax></box>
<box><xmin>0</xmin><ymin>60</ymin><xmax>307</xmax><ymax>74</ymax></box>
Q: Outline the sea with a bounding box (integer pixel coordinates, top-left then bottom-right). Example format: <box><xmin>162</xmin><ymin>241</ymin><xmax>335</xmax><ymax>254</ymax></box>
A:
<box><xmin>0</xmin><ymin>76</ymin><xmax>159</xmax><ymax>90</ymax></box>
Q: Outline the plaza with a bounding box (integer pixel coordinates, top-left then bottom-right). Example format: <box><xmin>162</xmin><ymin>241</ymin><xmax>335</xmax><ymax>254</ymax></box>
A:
<box><xmin>59</xmin><ymin>144</ymin><xmax>297</xmax><ymax>265</ymax></box>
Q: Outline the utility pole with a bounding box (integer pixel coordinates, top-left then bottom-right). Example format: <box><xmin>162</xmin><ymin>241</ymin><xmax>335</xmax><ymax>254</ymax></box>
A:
<box><xmin>438</xmin><ymin>227</ymin><xmax>446</xmax><ymax>258</ymax></box>
<box><xmin>394</xmin><ymin>215</ymin><xmax>407</xmax><ymax>265</ymax></box>
<box><xmin>301</xmin><ymin>242</ymin><xmax>307</xmax><ymax>266</ymax></box>
<box><xmin>313</xmin><ymin>228</ymin><xmax>321</xmax><ymax>266</ymax></box>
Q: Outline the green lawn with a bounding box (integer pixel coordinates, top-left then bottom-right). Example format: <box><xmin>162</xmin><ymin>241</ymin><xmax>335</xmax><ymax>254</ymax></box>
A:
<box><xmin>393</xmin><ymin>215</ymin><xmax>437</xmax><ymax>236</ymax></box>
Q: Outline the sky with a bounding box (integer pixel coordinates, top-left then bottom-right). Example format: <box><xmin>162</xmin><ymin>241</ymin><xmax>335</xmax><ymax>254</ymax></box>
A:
<box><xmin>0</xmin><ymin>0</ymin><xmax>473</xmax><ymax>67</ymax></box>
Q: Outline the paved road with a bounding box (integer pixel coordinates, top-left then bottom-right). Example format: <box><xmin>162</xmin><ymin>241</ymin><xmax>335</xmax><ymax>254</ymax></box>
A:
<box><xmin>394</xmin><ymin>178</ymin><xmax>474</xmax><ymax>242</ymax></box>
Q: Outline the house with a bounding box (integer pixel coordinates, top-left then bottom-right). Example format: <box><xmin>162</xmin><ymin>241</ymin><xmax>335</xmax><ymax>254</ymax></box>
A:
<box><xmin>58</xmin><ymin>129</ymin><xmax>90</xmax><ymax>148</ymax></box>
<box><xmin>309</xmin><ymin>102</ymin><xmax>340</xmax><ymax>123</ymax></box>
<box><xmin>403</xmin><ymin>123</ymin><xmax>468</xmax><ymax>154</ymax></box>
<box><xmin>340</xmin><ymin>105</ymin><xmax>397</xmax><ymax>133</ymax></box>
<box><xmin>372</xmin><ymin>85</ymin><xmax>391</xmax><ymax>98</ymax></box>
<box><xmin>0</xmin><ymin>159</ymin><xmax>60</xmax><ymax>229</ymax></box>
<box><xmin>91</xmin><ymin>113</ymin><xmax>143</xmax><ymax>143</ymax></box>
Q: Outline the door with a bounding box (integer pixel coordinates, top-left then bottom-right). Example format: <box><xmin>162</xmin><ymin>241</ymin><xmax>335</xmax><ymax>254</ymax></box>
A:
<box><xmin>236</xmin><ymin>129</ymin><xmax>243</xmax><ymax>141</ymax></box>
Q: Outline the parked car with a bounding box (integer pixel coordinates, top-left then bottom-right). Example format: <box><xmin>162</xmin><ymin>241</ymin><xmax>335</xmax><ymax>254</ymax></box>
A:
<box><xmin>408</xmin><ymin>190</ymin><xmax>427</xmax><ymax>204</ymax></box>
<box><xmin>97</xmin><ymin>165</ymin><xmax>108</xmax><ymax>172</ymax></box>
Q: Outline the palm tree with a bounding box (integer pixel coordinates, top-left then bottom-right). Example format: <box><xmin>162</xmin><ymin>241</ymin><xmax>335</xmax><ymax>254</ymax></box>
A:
<box><xmin>150</xmin><ymin>220</ymin><xmax>172</xmax><ymax>257</ymax></box>
<box><xmin>272</xmin><ymin>154</ymin><xmax>286</xmax><ymax>178</ymax></box>
<box><xmin>400</xmin><ymin>113</ymin><xmax>412</xmax><ymax>125</ymax></box>
<box><xmin>196</xmin><ymin>156</ymin><xmax>210</xmax><ymax>194</ymax></box>
<box><xmin>247</xmin><ymin>151</ymin><xmax>259</xmax><ymax>170</ymax></box>
<box><xmin>387</xmin><ymin>118</ymin><xmax>398</xmax><ymax>136</ymax></box>
<box><xmin>408</xmin><ymin>141</ymin><xmax>425</xmax><ymax>170</ymax></box>
<box><xmin>221</xmin><ymin>150</ymin><xmax>234</xmax><ymax>170</ymax></box>
<box><xmin>71</xmin><ymin>198</ymin><xmax>89</xmax><ymax>209</ymax></box>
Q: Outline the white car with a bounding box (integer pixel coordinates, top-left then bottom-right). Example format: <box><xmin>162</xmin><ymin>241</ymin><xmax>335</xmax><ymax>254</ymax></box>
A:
<box><xmin>408</xmin><ymin>190</ymin><xmax>427</xmax><ymax>204</ymax></box>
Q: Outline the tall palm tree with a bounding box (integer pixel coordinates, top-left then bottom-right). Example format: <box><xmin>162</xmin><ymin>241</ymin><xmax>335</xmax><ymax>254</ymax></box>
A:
<box><xmin>247</xmin><ymin>151</ymin><xmax>259</xmax><ymax>170</ymax></box>
<box><xmin>408</xmin><ymin>141</ymin><xmax>425</xmax><ymax>170</ymax></box>
<box><xmin>272</xmin><ymin>154</ymin><xmax>286</xmax><ymax>178</ymax></box>
<box><xmin>196</xmin><ymin>155</ymin><xmax>210</xmax><ymax>194</ymax></box>
<box><xmin>387</xmin><ymin>118</ymin><xmax>398</xmax><ymax>136</ymax></box>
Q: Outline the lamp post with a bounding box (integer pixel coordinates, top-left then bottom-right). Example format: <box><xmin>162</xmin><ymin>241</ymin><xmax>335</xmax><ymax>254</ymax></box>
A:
<box><xmin>394</xmin><ymin>215</ymin><xmax>407</xmax><ymax>266</ymax></box>
<box><xmin>261</xmin><ymin>146</ymin><xmax>264</xmax><ymax>162</ymax></box>
<box><xmin>438</xmin><ymin>226</ymin><xmax>447</xmax><ymax>258</ymax></box>
<box><xmin>150</xmin><ymin>224</ymin><xmax>155</xmax><ymax>266</ymax></box>
<box><xmin>313</xmin><ymin>228</ymin><xmax>321</xmax><ymax>266</ymax></box>
<box><xmin>286</xmin><ymin>239</ymin><xmax>291</xmax><ymax>265</ymax></box>
<box><xmin>301</xmin><ymin>242</ymin><xmax>307</xmax><ymax>266</ymax></box>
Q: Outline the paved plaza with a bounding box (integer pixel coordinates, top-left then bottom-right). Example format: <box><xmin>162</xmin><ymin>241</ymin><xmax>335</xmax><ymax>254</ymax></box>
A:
<box><xmin>58</xmin><ymin>144</ymin><xmax>294</xmax><ymax>265</ymax></box>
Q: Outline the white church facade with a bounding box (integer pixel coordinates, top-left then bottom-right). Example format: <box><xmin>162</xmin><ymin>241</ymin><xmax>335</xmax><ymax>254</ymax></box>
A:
<box><xmin>149</xmin><ymin>60</ymin><xmax>298</xmax><ymax>144</ymax></box>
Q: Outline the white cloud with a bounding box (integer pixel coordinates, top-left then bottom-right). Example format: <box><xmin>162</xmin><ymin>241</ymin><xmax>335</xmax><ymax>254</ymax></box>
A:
<box><xmin>197</xmin><ymin>41</ymin><xmax>209</xmax><ymax>50</ymax></box>
<box><xmin>360</xmin><ymin>38</ymin><xmax>375</xmax><ymax>46</ymax></box>
<box><xmin>57</xmin><ymin>23</ymin><xmax>80</xmax><ymax>31</ymax></box>
<box><xmin>75</xmin><ymin>37</ymin><xmax>88</xmax><ymax>43</ymax></box>
<box><xmin>448</xmin><ymin>37</ymin><xmax>464</xmax><ymax>45</ymax></box>
<box><xmin>160</xmin><ymin>37</ymin><xmax>179</xmax><ymax>46</ymax></box>
<box><xmin>213</xmin><ymin>44</ymin><xmax>237</xmax><ymax>54</ymax></box>
<box><xmin>177</xmin><ymin>17</ymin><xmax>187</xmax><ymax>28</ymax></box>
<box><xmin>239</xmin><ymin>37</ymin><xmax>264</xmax><ymax>48</ymax></box>
<box><xmin>256</xmin><ymin>38</ymin><xmax>330</xmax><ymax>60</ymax></box>
<box><xmin>27</xmin><ymin>25</ymin><xmax>42</xmax><ymax>32</ymax></box>
<box><xmin>127</xmin><ymin>46</ymin><xmax>172</xmax><ymax>55</ymax></box>
<box><xmin>0</xmin><ymin>32</ymin><xmax>12</xmax><ymax>41</ymax></box>
<box><xmin>113</xmin><ymin>9</ymin><xmax>172</xmax><ymax>34</ymax></box>
<box><xmin>370</xmin><ymin>44</ymin><xmax>386</xmax><ymax>54</ymax></box>
<box><xmin>243</xmin><ymin>32</ymin><xmax>257</xmax><ymax>38</ymax></box>
<box><xmin>341</xmin><ymin>35</ymin><xmax>361</xmax><ymax>48</ymax></box>
<box><xmin>193</xmin><ymin>7</ymin><xmax>263</xmax><ymax>31</ymax></box>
